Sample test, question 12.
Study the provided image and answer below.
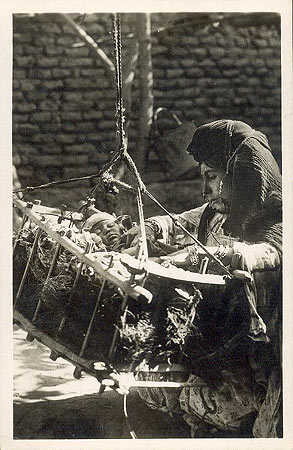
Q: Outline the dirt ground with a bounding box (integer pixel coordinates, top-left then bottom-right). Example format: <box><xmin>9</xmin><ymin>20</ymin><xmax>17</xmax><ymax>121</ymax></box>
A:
<box><xmin>13</xmin><ymin>326</ymin><xmax>191</xmax><ymax>440</ymax></box>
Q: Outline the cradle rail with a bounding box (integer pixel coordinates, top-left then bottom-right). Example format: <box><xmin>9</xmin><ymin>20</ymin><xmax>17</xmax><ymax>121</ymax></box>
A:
<box><xmin>14</xmin><ymin>309</ymin><xmax>98</xmax><ymax>376</ymax></box>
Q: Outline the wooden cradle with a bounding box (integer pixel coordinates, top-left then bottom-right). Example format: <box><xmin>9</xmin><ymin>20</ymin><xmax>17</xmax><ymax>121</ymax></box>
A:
<box><xmin>13</xmin><ymin>196</ymin><xmax>227</xmax><ymax>390</ymax></box>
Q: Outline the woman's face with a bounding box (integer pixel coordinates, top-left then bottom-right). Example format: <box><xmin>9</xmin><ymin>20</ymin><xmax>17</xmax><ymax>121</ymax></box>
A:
<box><xmin>200</xmin><ymin>162</ymin><xmax>231</xmax><ymax>214</ymax></box>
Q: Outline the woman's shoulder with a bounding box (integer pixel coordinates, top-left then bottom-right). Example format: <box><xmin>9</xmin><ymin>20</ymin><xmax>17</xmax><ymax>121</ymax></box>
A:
<box><xmin>177</xmin><ymin>203</ymin><xmax>209</xmax><ymax>226</ymax></box>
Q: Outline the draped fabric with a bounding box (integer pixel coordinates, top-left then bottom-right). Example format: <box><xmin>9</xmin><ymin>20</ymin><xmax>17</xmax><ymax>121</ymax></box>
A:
<box><xmin>186</xmin><ymin>119</ymin><xmax>271</xmax><ymax>171</ymax></box>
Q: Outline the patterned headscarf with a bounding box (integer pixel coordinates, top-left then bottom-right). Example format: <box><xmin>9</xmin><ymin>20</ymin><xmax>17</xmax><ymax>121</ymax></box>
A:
<box><xmin>187</xmin><ymin>120</ymin><xmax>282</xmax><ymax>251</ymax></box>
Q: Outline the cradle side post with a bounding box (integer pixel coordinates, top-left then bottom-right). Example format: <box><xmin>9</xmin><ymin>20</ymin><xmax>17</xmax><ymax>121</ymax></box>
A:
<box><xmin>14</xmin><ymin>227</ymin><xmax>42</xmax><ymax>308</ymax></box>
<box><xmin>31</xmin><ymin>242</ymin><xmax>61</xmax><ymax>325</ymax></box>
<box><xmin>57</xmin><ymin>242</ymin><xmax>91</xmax><ymax>334</ymax></box>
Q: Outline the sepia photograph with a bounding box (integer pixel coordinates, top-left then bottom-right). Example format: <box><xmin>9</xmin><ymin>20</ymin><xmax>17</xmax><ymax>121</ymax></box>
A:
<box><xmin>1</xmin><ymin>0</ymin><xmax>292</xmax><ymax>448</ymax></box>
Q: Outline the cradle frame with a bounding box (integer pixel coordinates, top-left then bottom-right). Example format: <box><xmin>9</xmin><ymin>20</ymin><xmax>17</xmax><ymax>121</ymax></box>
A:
<box><xmin>13</xmin><ymin>196</ymin><xmax>227</xmax><ymax>389</ymax></box>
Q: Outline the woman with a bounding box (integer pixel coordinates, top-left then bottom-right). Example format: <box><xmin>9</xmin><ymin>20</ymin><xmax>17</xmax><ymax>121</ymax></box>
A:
<box><xmin>136</xmin><ymin>120</ymin><xmax>282</xmax><ymax>438</ymax></box>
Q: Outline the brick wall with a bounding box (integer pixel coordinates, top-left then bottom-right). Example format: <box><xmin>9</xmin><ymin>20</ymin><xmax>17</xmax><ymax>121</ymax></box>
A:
<box><xmin>13</xmin><ymin>12</ymin><xmax>281</xmax><ymax>217</ymax></box>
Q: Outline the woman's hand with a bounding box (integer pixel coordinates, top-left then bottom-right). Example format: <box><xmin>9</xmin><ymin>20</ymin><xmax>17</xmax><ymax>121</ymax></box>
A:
<box><xmin>159</xmin><ymin>245</ymin><xmax>233</xmax><ymax>269</ymax></box>
<box><xmin>160</xmin><ymin>249</ymin><xmax>190</xmax><ymax>267</ymax></box>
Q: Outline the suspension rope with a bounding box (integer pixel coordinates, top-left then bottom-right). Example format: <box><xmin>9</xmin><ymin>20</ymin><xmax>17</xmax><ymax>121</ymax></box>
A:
<box><xmin>112</xmin><ymin>13</ymin><xmax>126</xmax><ymax>153</ymax></box>
<box><xmin>84</xmin><ymin>13</ymin><xmax>128</xmax><ymax>200</ymax></box>
<box><xmin>13</xmin><ymin>149</ymin><xmax>123</xmax><ymax>196</ymax></box>
<box><xmin>136</xmin><ymin>188</ymin><xmax>149</xmax><ymax>265</ymax></box>
<box><xmin>109</xmin><ymin>13</ymin><xmax>148</xmax><ymax>264</ymax></box>
<box><xmin>123</xmin><ymin>394</ymin><xmax>137</xmax><ymax>439</ymax></box>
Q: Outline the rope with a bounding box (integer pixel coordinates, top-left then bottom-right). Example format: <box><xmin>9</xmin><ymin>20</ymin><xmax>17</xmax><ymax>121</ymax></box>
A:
<box><xmin>112</xmin><ymin>13</ymin><xmax>126</xmax><ymax>154</ymax></box>
<box><xmin>136</xmin><ymin>188</ymin><xmax>149</xmax><ymax>265</ymax></box>
<box><xmin>123</xmin><ymin>151</ymin><xmax>146</xmax><ymax>191</ymax></box>
<box><xmin>84</xmin><ymin>13</ymin><xmax>128</xmax><ymax>200</ymax></box>
<box><xmin>110</xmin><ymin>12</ymin><xmax>148</xmax><ymax>266</ymax></box>
<box><xmin>111</xmin><ymin>12</ymin><xmax>146</xmax><ymax>194</ymax></box>
<box><xmin>13</xmin><ymin>150</ymin><xmax>123</xmax><ymax>196</ymax></box>
<box><xmin>123</xmin><ymin>394</ymin><xmax>137</xmax><ymax>439</ymax></box>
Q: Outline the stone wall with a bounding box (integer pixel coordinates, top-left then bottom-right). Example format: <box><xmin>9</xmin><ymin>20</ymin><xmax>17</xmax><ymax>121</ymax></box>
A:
<box><xmin>13</xmin><ymin>12</ymin><xmax>281</xmax><ymax>217</ymax></box>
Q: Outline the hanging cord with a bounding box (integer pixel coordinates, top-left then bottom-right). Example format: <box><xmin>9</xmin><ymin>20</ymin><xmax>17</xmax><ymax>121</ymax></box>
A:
<box><xmin>112</xmin><ymin>13</ymin><xmax>125</xmax><ymax>153</ymax></box>
<box><xmin>13</xmin><ymin>149</ymin><xmax>123</xmax><ymax>197</ymax></box>
<box><xmin>110</xmin><ymin>12</ymin><xmax>148</xmax><ymax>269</ymax></box>
<box><xmin>86</xmin><ymin>13</ymin><xmax>136</xmax><ymax>201</ymax></box>
<box><xmin>111</xmin><ymin>13</ymin><xmax>145</xmax><ymax>191</ymax></box>
<box><xmin>123</xmin><ymin>394</ymin><xmax>137</xmax><ymax>439</ymax></box>
<box><xmin>112</xmin><ymin>13</ymin><xmax>147</xmax><ymax>265</ymax></box>
<box><xmin>136</xmin><ymin>188</ymin><xmax>149</xmax><ymax>265</ymax></box>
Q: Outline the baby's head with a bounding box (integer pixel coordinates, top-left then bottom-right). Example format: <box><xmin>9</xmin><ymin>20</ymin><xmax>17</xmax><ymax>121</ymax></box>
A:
<box><xmin>83</xmin><ymin>211</ymin><xmax>124</xmax><ymax>247</ymax></box>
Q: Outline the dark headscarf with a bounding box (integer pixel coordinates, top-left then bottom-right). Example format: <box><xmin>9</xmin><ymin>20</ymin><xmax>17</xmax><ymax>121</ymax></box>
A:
<box><xmin>187</xmin><ymin>120</ymin><xmax>282</xmax><ymax>251</ymax></box>
<box><xmin>187</xmin><ymin>119</ymin><xmax>271</xmax><ymax>171</ymax></box>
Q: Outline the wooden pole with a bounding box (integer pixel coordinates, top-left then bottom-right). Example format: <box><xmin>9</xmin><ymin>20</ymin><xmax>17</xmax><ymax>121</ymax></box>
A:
<box><xmin>61</xmin><ymin>14</ymin><xmax>115</xmax><ymax>79</ymax></box>
<box><xmin>135</xmin><ymin>13</ymin><xmax>154</xmax><ymax>173</ymax></box>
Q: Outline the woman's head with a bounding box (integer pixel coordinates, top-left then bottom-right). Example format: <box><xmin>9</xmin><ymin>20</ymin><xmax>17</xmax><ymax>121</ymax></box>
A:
<box><xmin>186</xmin><ymin>120</ymin><xmax>269</xmax><ymax>172</ymax></box>
<box><xmin>187</xmin><ymin>119</ymin><xmax>281</xmax><ymax>242</ymax></box>
<box><xmin>187</xmin><ymin>120</ymin><xmax>257</xmax><ymax>214</ymax></box>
